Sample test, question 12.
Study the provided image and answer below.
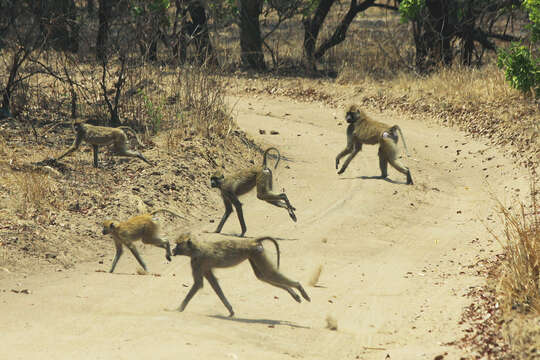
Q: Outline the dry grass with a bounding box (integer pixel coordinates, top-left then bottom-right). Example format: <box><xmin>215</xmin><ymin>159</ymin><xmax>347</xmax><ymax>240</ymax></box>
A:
<box><xmin>6</xmin><ymin>171</ymin><xmax>60</xmax><ymax>219</ymax></box>
<box><xmin>493</xmin><ymin>180</ymin><xmax>540</xmax><ymax>315</ymax></box>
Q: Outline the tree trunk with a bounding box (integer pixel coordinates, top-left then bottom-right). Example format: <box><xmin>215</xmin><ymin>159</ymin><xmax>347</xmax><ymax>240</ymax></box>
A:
<box><xmin>35</xmin><ymin>0</ymin><xmax>79</xmax><ymax>52</ymax></box>
<box><xmin>188</xmin><ymin>0</ymin><xmax>217</xmax><ymax>66</ymax></box>
<box><xmin>302</xmin><ymin>0</ymin><xmax>335</xmax><ymax>71</ymax></box>
<box><xmin>96</xmin><ymin>0</ymin><xmax>111</xmax><ymax>61</ymax></box>
<box><xmin>239</xmin><ymin>0</ymin><xmax>265</xmax><ymax>70</ymax></box>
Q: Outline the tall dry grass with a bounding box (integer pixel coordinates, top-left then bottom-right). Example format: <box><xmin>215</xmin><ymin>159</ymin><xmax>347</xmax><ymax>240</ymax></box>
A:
<box><xmin>492</xmin><ymin>180</ymin><xmax>540</xmax><ymax>314</ymax></box>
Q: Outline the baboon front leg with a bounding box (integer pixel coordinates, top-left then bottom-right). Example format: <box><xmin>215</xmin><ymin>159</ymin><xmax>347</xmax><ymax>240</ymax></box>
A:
<box><xmin>205</xmin><ymin>271</ymin><xmax>234</xmax><ymax>317</ymax></box>
<box><xmin>215</xmin><ymin>197</ymin><xmax>233</xmax><ymax>234</ymax></box>
<box><xmin>92</xmin><ymin>145</ymin><xmax>99</xmax><ymax>168</ymax></box>
<box><xmin>56</xmin><ymin>134</ymin><xmax>83</xmax><ymax>161</ymax></box>
<box><xmin>179</xmin><ymin>265</ymin><xmax>204</xmax><ymax>312</ymax></box>
<box><xmin>126</xmin><ymin>244</ymin><xmax>148</xmax><ymax>272</ymax></box>
<box><xmin>335</xmin><ymin>147</ymin><xmax>351</xmax><ymax>170</ymax></box>
<box><xmin>337</xmin><ymin>144</ymin><xmax>360</xmax><ymax>175</ymax></box>
<box><xmin>109</xmin><ymin>242</ymin><xmax>123</xmax><ymax>273</ymax></box>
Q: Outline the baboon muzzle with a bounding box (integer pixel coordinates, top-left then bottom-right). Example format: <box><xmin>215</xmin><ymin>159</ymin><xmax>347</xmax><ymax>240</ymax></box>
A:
<box><xmin>345</xmin><ymin>114</ymin><xmax>355</xmax><ymax>123</ymax></box>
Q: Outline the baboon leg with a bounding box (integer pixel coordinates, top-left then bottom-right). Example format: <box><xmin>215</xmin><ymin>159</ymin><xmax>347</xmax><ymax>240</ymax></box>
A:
<box><xmin>142</xmin><ymin>236</ymin><xmax>172</xmax><ymax>261</ymax></box>
<box><xmin>92</xmin><ymin>145</ymin><xmax>99</xmax><ymax>167</ymax></box>
<box><xmin>256</xmin><ymin>170</ymin><xmax>296</xmax><ymax>221</ymax></box>
<box><xmin>230</xmin><ymin>196</ymin><xmax>247</xmax><ymax>237</ymax></box>
<box><xmin>389</xmin><ymin>158</ymin><xmax>413</xmax><ymax>185</ymax></box>
<box><xmin>215</xmin><ymin>198</ymin><xmax>233</xmax><ymax>233</ymax></box>
<box><xmin>382</xmin><ymin>140</ymin><xmax>413</xmax><ymax>185</ymax></box>
<box><xmin>248</xmin><ymin>258</ymin><xmax>300</xmax><ymax>302</ymax></box>
<box><xmin>205</xmin><ymin>271</ymin><xmax>234</xmax><ymax>317</ymax></box>
<box><xmin>113</xmin><ymin>143</ymin><xmax>152</xmax><ymax>165</ymax></box>
<box><xmin>335</xmin><ymin>147</ymin><xmax>352</xmax><ymax>170</ymax></box>
<box><xmin>179</xmin><ymin>266</ymin><xmax>204</xmax><ymax>312</ymax></box>
<box><xmin>126</xmin><ymin>243</ymin><xmax>148</xmax><ymax>272</ymax></box>
<box><xmin>249</xmin><ymin>254</ymin><xmax>310</xmax><ymax>302</ymax></box>
<box><xmin>109</xmin><ymin>242</ymin><xmax>123</xmax><ymax>273</ymax></box>
<box><xmin>56</xmin><ymin>135</ymin><xmax>83</xmax><ymax>161</ymax></box>
<box><xmin>378</xmin><ymin>147</ymin><xmax>388</xmax><ymax>179</ymax></box>
<box><xmin>337</xmin><ymin>144</ymin><xmax>360</xmax><ymax>175</ymax></box>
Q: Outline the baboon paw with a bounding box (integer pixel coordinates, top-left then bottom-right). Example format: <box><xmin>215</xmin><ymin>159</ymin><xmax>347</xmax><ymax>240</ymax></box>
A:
<box><xmin>288</xmin><ymin>210</ymin><xmax>297</xmax><ymax>222</ymax></box>
<box><xmin>166</xmin><ymin>254</ymin><xmax>172</xmax><ymax>262</ymax></box>
<box><xmin>228</xmin><ymin>312</ymin><xmax>235</xmax><ymax>317</ymax></box>
<box><xmin>337</xmin><ymin>169</ymin><xmax>344</xmax><ymax>175</ymax></box>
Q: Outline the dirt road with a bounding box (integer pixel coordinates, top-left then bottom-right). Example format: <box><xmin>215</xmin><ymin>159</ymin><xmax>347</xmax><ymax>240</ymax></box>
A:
<box><xmin>0</xmin><ymin>95</ymin><xmax>529</xmax><ymax>359</ymax></box>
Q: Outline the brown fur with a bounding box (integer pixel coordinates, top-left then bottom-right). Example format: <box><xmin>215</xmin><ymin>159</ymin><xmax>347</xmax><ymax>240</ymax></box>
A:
<box><xmin>102</xmin><ymin>209</ymin><xmax>181</xmax><ymax>273</ymax></box>
<box><xmin>172</xmin><ymin>233</ymin><xmax>310</xmax><ymax>316</ymax></box>
<box><xmin>335</xmin><ymin>105</ymin><xmax>413</xmax><ymax>185</ymax></box>
<box><xmin>210</xmin><ymin>147</ymin><xmax>296</xmax><ymax>237</ymax></box>
<box><xmin>56</xmin><ymin>122</ymin><xmax>151</xmax><ymax>167</ymax></box>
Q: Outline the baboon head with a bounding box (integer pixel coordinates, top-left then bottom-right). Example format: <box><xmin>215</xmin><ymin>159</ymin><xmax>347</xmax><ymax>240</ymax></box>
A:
<box><xmin>102</xmin><ymin>220</ymin><xmax>116</xmax><ymax>235</ymax></box>
<box><xmin>210</xmin><ymin>170</ymin><xmax>225</xmax><ymax>188</ymax></box>
<box><xmin>345</xmin><ymin>105</ymin><xmax>367</xmax><ymax>124</ymax></box>
<box><xmin>172</xmin><ymin>232</ymin><xmax>194</xmax><ymax>256</ymax></box>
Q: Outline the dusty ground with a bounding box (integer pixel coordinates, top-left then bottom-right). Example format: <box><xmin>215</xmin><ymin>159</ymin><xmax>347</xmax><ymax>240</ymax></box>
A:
<box><xmin>0</xmin><ymin>94</ymin><xmax>531</xmax><ymax>359</ymax></box>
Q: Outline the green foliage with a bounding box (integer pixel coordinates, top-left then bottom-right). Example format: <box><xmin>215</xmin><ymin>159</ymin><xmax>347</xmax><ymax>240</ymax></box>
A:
<box><xmin>141</xmin><ymin>91</ymin><xmax>164</xmax><ymax>134</ymax></box>
<box><xmin>523</xmin><ymin>0</ymin><xmax>540</xmax><ymax>42</ymax></box>
<box><xmin>398</xmin><ymin>0</ymin><xmax>425</xmax><ymax>23</ymax></box>
<box><xmin>497</xmin><ymin>44</ymin><xmax>540</xmax><ymax>97</ymax></box>
<box><xmin>497</xmin><ymin>0</ymin><xmax>539</xmax><ymax>97</ymax></box>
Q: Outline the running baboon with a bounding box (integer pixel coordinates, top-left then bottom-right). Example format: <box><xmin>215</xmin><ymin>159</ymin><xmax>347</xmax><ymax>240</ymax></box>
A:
<box><xmin>102</xmin><ymin>209</ymin><xmax>182</xmax><ymax>273</ymax></box>
<box><xmin>172</xmin><ymin>233</ymin><xmax>311</xmax><ymax>316</ymax></box>
<box><xmin>56</xmin><ymin>122</ymin><xmax>151</xmax><ymax>167</ymax></box>
<box><xmin>335</xmin><ymin>105</ymin><xmax>413</xmax><ymax>185</ymax></box>
<box><xmin>210</xmin><ymin>147</ymin><xmax>296</xmax><ymax>237</ymax></box>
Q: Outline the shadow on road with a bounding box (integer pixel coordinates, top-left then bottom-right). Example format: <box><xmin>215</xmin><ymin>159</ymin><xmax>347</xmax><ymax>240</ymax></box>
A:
<box><xmin>209</xmin><ymin>314</ymin><xmax>310</xmax><ymax>329</ymax></box>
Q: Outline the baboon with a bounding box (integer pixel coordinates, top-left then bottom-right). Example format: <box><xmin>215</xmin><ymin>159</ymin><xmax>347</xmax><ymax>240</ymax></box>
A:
<box><xmin>335</xmin><ymin>105</ymin><xmax>413</xmax><ymax>185</ymax></box>
<box><xmin>102</xmin><ymin>209</ymin><xmax>182</xmax><ymax>273</ymax></box>
<box><xmin>210</xmin><ymin>147</ymin><xmax>296</xmax><ymax>237</ymax></box>
<box><xmin>172</xmin><ymin>233</ymin><xmax>311</xmax><ymax>316</ymax></box>
<box><xmin>56</xmin><ymin>122</ymin><xmax>151</xmax><ymax>167</ymax></box>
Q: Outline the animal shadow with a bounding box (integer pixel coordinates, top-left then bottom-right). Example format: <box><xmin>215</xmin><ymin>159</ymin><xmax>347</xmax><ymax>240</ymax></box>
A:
<box><xmin>209</xmin><ymin>314</ymin><xmax>310</xmax><ymax>329</ymax></box>
<box><xmin>340</xmin><ymin>175</ymin><xmax>406</xmax><ymax>185</ymax></box>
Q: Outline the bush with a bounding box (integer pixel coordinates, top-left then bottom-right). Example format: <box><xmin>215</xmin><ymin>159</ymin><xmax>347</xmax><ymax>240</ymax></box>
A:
<box><xmin>497</xmin><ymin>44</ymin><xmax>540</xmax><ymax>97</ymax></box>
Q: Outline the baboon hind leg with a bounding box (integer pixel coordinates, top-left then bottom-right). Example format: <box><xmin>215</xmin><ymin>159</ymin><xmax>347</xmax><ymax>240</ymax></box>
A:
<box><xmin>125</xmin><ymin>243</ymin><xmax>148</xmax><ymax>272</ymax></box>
<box><xmin>249</xmin><ymin>253</ymin><xmax>310</xmax><ymax>302</ymax></box>
<box><xmin>142</xmin><ymin>236</ymin><xmax>172</xmax><ymax>261</ymax></box>
<box><xmin>113</xmin><ymin>143</ymin><xmax>152</xmax><ymax>165</ymax></box>
<box><xmin>92</xmin><ymin>145</ymin><xmax>99</xmax><ymax>167</ymax></box>
<box><xmin>257</xmin><ymin>169</ymin><xmax>297</xmax><ymax>221</ymax></box>
<box><xmin>205</xmin><ymin>271</ymin><xmax>234</xmax><ymax>317</ymax></box>
<box><xmin>380</xmin><ymin>140</ymin><xmax>413</xmax><ymax>185</ymax></box>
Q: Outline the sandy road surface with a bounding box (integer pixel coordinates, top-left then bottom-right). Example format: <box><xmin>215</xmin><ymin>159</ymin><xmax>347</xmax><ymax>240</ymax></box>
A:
<box><xmin>0</xmin><ymin>95</ymin><xmax>529</xmax><ymax>359</ymax></box>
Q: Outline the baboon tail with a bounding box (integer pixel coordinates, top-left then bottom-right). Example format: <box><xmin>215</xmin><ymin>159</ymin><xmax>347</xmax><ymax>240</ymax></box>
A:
<box><xmin>150</xmin><ymin>208</ymin><xmax>185</xmax><ymax>219</ymax></box>
<box><xmin>393</xmin><ymin>125</ymin><xmax>410</xmax><ymax>157</ymax></box>
<box><xmin>262</xmin><ymin>147</ymin><xmax>281</xmax><ymax>170</ymax></box>
<box><xmin>255</xmin><ymin>236</ymin><xmax>280</xmax><ymax>268</ymax></box>
<box><xmin>118</xmin><ymin>126</ymin><xmax>145</xmax><ymax>148</ymax></box>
